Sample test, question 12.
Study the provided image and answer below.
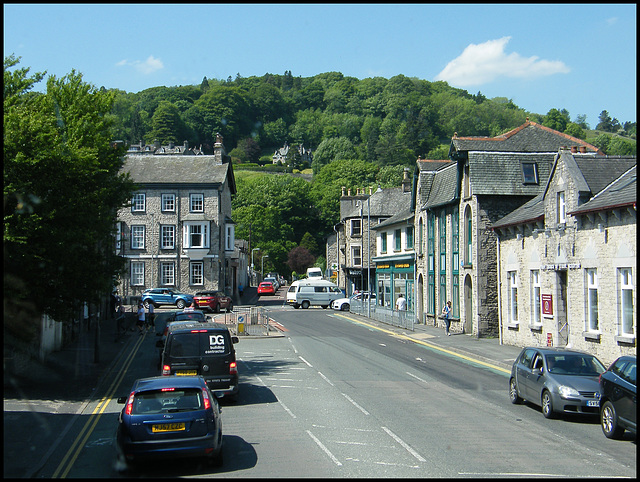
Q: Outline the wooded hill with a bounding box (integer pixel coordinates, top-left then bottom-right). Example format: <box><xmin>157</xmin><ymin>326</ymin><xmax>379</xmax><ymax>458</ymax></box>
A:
<box><xmin>108</xmin><ymin>71</ymin><xmax>636</xmax><ymax>172</ymax></box>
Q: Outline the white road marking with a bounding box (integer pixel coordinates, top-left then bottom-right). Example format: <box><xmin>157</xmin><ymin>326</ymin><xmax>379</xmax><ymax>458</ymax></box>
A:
<box><xmin>341</xmin><ymin>393</ymin><xmax>370</xmax><ymax>415</ymax></box>
<box><xmin>406</xmin><ymin>371</ymin><xmax>429</xmax><ymax>385</ymax></box>
<box><xmin>318</xmin><ymin>371</ymin><xmax>335</xmax><ymax>386</ymax></box>
<box><xmin>306</xmin><ymin>430</ymin><xmax>342</xmax><ymax>466</ymax></box>
<box><xmin>298</xmin><ymin>356</ymin><xmax>313</xmax><ymax>367</ymax></box>
<box><xmin>381</xmin><ymin>426</ymin><xmax>426</xmax><ymax>462</ymax></box>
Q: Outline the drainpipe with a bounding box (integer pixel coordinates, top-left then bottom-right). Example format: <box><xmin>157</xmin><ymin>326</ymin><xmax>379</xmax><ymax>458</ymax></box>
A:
<box><xmin>495</xmin><ymin>228</ymin><xmax>503</xmax><ymax>345</ymax></box>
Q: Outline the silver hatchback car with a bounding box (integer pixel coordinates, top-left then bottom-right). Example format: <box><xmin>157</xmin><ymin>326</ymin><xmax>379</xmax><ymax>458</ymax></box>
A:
<box><xmin>509</xmin><ymin>347</ymin><xmax>606</xmax><ymax>418</ymax></box>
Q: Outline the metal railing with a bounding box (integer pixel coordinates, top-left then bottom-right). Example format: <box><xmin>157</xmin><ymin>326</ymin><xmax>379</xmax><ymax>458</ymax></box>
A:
<box><xmin>349</xmin><ymin>301</ymin><xmax>415</xmax><ymax>331</ymax></box>
<box><xmin>209</xmin><ymin>306</ymin><xmax>273</xmax><ymax>336</ymax></box>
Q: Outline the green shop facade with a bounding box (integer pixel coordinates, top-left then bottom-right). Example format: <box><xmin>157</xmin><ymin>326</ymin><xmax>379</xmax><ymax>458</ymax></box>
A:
<box><xmin>373</xmin><ymin>254</ymin><xmax>415</xmax><ymax>311</ymax></box>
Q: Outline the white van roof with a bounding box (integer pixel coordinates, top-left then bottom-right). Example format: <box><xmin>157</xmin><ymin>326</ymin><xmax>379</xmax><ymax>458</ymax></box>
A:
<box><xmin>290</xmin><ymin>279</ymin><xmax>337</xmax><ymax>287</ymax></box>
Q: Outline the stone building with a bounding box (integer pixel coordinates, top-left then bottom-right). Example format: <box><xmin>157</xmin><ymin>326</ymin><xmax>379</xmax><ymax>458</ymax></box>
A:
<box><xmin>272</xmin><ymin>142</ymin><xmax>313</xmax><ymax>165</ymax></box>
<box><xmin>492</xmin><ymin>150</ymin><xmax>636</xmax><ymax>366</ymax></box>
<box><xmin>115</xmin><ymin>135</ymin><xmax>239</xmax><ymax>302</ymax></box>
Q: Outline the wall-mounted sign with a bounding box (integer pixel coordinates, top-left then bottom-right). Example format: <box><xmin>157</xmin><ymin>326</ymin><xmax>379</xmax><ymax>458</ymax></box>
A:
<box><xmin>542</xmin><ymin>294</ymin><xmax>553</xmax><ymax>315</ymax></box>
<box><xmin>547</xmin><ymin>332</ymin><xmax>553</xmax><ymax>346</ymax></box>
<box><xmin>394</xmin><ymin>263</ymin><xmax>411</xmax><ymax>268</ymax></box>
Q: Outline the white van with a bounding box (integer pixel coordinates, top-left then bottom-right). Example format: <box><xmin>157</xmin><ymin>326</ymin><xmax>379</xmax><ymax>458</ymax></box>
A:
<box><xmin>286</xmin><ymin>279</ymin><xmax>343</xmax><ymax>309</ymax></box>
<box><xmin>306</xmin><ymin>267</ymin><xmax>323</xmax><ymax>279</ymax></box>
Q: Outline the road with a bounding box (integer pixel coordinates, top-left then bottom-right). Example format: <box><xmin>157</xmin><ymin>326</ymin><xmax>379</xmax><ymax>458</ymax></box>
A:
<box><xmin>5</xmin><ymin>292</ymin><xmax>636</xmax><ymax>478</ymax></box>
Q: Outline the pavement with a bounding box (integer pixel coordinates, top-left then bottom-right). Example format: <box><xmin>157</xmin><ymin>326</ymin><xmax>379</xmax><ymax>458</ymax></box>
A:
<box><xmin>3</xmin><ymin>284</ymin><xmax>522</xmax><ymax>477</ymax></box>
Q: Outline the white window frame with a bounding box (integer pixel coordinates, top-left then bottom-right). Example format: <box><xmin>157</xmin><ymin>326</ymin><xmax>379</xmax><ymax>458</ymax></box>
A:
<box><xmin>530</xmin><ymin>270</ymin><xmax>541</xmax><ymax>326</ymax></box>
<box><xmin>352</xmin><ymin>245</ymin><xmax>362</xmax><ymax>267</ymax></box>
<box><xmin>115</xmin><ymin>222</ymin><xmax>122</xmax><ymax>251</ymax></box>
<box><xmin>161</xmin><ymin>225</ymin><xmax>175</xmax><ymax>250</ymax></box>
<box><xmin>160</xmin><ymin>262</ymin><xmax>175</xmax><ymax>286</ymax></box>
<box><xmin>190</xmin><ymin>193</ymin><xmax>204</xmax><ymax>213</ymax></box>
<box><xmin>619</xmin><ymin>268</ymin><xmax>634</xmax><ymax>336</ymax></box>
<box><xmin>508</xmin><ymin>271</ymin><xmax>518</xmax><ymax>323</ymax></box>
<box><xmin>131</xmin><ymin>261</ymin><xmax>145</xmax><ymax>286</ymax></box>
<box><xmin>190</xmin><ymin>262</ymin><xmax>204</xmax><ymax>285</ymax></box>
<box><xmin>351</xmin><ymin>219</ymin><xmax>362</xmax><ymax>236</ymax></box>
<box><xmin>557</xmin><ymin>191</ymin><xmax>566</xmax><ymax>224</ymax></box>
<box><xmin>380</xmin><ymin>233</ymin><xmax>387</xmax><ymax>253</ymax></box>
<box><xmin>183</xmin><ymin>222</ymin><xmax>209</xmax><ymax>249</ymax></box>
<box><xmin>586</xmin><ymin>269</ymin><xmax>599</xmax><ymax>332</ymax></box>
<box><xmin>162</xmin><ymin>193</ymin><xmax>175</xmax><ymax>212</ymax></box>
<box><xmin>522</xmin><ymin>162</ymin><xmax>539</xmax><ymax>184</ymax></box>
<box><xmin>132</xmin><ymin>193</ymin><xmax>146</xmax><ymax>212</ymax></box>
<box><xmin>225</xmin><ymin>224</ymin><xmax>235</xmax><ymax>251</ymax></box>
<box><xmin>131</xmin><ymin>225</ymin><xmax>145</xmax><ymax>249</ymax></box>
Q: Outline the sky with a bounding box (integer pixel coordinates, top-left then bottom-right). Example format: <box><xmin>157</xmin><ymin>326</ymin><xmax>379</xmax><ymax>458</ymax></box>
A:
<box><xmin>4</xmin><ymin>3</ymin><xmax>637</xmax><ymax>128</ymax></box>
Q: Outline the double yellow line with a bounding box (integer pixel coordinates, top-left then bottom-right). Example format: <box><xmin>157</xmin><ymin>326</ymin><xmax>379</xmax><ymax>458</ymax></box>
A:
<box><xmin>52</xmin><ymin>333</ymin><xmax>147</xmax><ymax>478</ymax></box>
<box><xmin>335</xmin><ymin>313</ymin><xmax>510</xmax><ymax>374</ymax></box>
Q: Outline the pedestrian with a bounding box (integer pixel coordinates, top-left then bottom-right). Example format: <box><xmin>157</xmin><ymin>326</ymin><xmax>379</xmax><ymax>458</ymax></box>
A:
<box><xmin>395</xmin><ymin>293</ymin><xmax>407</xmax><ymax>311</ymax></box>
<box><xmin>442</xmin><ymin>300</ymin><xmax>452</xmax><ymax>336</ymax></box>
<box><xmin>239</xmin><ymin>283</ymin><xmax>244</xmax><ymax>297</ymax></box>
<box><xmin>115</xmin><ymin>302</ymin><xmax>126</xmax><ymax>340</ymax></box>
<box><xmin>137</xmin><ymin>302</ymin><xmax>146</xmax><ymax>335</ymax></box>
<box><xmin>146</xmin><ymin>302</ymin><xmax>155</xmax><ymax>331</ymax></box>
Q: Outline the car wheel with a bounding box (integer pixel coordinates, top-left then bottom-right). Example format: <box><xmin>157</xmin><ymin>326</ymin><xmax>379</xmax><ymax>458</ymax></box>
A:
<box><xmin>341</xmin><ymin>304</ymin><xmax>350</xmax><ymax>311</ymax></box>
<box><xmin>601</xmin><ymin>401</ymin><xmax>624</xmax><ymax>439</ymax></box>
<box><xmin>227</xmin><ymin>303</ymin><xmax>233</xmax><ymax>313</ymax></box>
<box><xmin>176</xmin><ymin>299</ymin><xmax>186</xmax><ymax>309</ymax></box>
<box><xmin>143</xmin><ymin>300</ymin><xmax>151</xmax><ymax>310</ymax></box>
<box><xmin>541</xmin><ymin>390</ymin><xmax>555</xmax><ymax>419</ymax></box>
<box><xmin>293</xmin><ymin>304</ymin><xmax>300</xmax><ymax>309</ymax></box>
<box><xmin>509</xmin><ymin>378</ymin><xmax>523</xmax><ymax>404</ymax></box>
<box><xmin>301</xmin><ymin>300</ymin><xmax>310</xmax><ymax>309</ymax></box>
<box><xmin>208</xmin><ymin>445</ymin><xmax>224</xmax><ymax>467</ymax></box>
<box><xmin>214</xmin><ymin>303</ymin><xmax>220</xmax><ymax>313</ymax></box>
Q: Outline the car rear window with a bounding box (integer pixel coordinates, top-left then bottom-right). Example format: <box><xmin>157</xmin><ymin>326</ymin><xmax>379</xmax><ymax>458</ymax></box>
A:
<box><xmin>169</xmin><ymin>332</ymin><xmax>230</xmax><ymax>357</ymax></box>
<box><xmin>133</xmin><ymin>388</ymin><xmax>203</xmax><ymax>414</ymax></box>
<box><xmin>195</xmin><ymin>291</ymin><xmax>215</xmax><ymax>297</ymax></box>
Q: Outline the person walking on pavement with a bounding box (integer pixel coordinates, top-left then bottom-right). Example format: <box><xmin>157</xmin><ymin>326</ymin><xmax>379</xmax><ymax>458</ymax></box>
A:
<box><xmin>395</xmin><ymin>293</ymin><xmax>407</xmax><ymax>311</ymax></box>
<box><xmin>137</xmin><ymin>302</ymin><xmax>146</xmax><ymax>335</ymax></box>
<box><xmin>146</xmin><ymin>302</ymin><xmax>155</xmax><ymax>331</ymax></box>
<box><xmin>442</xmin><ymin>300</ymin><xmax>452</xmax><ymax>336</ymax></box>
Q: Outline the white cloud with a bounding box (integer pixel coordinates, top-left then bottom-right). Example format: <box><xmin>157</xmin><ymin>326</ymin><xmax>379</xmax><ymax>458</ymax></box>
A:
<box><xmin>115</xmin><ymin>55</ymin><xmax>164</xmax><ymax>75</ymax></box>
<box><xmin>435</xmin><ymin>37</ymin><xmax>570</xmax><ymax>87</ymax></box>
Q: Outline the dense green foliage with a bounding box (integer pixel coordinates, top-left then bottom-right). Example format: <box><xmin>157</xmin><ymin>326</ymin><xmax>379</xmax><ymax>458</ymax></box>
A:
<box><xmin>4</xmin><ymin>55</ymin><xmax>134</xmax><ymax>335</ymax></box>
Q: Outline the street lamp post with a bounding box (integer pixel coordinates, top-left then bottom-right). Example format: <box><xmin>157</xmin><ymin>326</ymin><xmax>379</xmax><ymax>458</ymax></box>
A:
<box><xmin>261</xmin><ymin>254</ymin><xmax>269</xmax><ymax>281</ymax></box>
<box><xmin>251</xmin><ymin>248</ymin><xmax>260</xmax><ymax>286</ymax></box>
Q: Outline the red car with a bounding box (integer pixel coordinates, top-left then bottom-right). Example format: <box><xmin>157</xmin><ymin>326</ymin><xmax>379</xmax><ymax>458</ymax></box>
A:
<box><xmin>257</xmin><ymin>282</ymin><xmax>275</xmax><ymax>296</ymax></box>
<box><xmin>193</xmin><ymin>291</ymin><xmax>233</xmax><ymax>313</ymax></box>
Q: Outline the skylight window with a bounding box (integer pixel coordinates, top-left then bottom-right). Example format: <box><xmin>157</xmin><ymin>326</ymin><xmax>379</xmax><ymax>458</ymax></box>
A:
<box><xmin>522</xmin><ymin>162</ymin><xmax>539</xmax><ymax>184</ymax></box>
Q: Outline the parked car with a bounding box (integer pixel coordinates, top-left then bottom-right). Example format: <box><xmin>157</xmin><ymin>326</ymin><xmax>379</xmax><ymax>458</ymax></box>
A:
<box><xmin>264</xmin><ymin>276</ymin><xmax>280</xmax><ymax>291</ymax></box>
<box><xmin>286</xmin><ymin>279</ymin><xmax>343</xmax><ymax>309</ymax></box>
<box><xmin>194</xmin><ymin>291</ymin><xmax>233</xmax><ymax>313</ymax></box>
<box><xmin>257</xmin><ymin>281</ymin><xmax>276</xmax><ymax>296</ymax></box>
<box><xmin>141</xmin><ymin>288</ymin><xmax>194</xmax><ymax>310</ymax></box>
<box><xmin>509</xmin><ymin>347</ymin><xmax>606</xmax><ymax>418</ymax></box>
<box><xmin>115</xmin><ymin>375</ymin><xmax>223</xmax><ymax>470</ymax></box>
<box><xmin>331</xmin><ymin>292</ymin><xmax>376</xmax><ymax>311</ymax></box>
<box><xmin>161</xmin><ymin>321</ymin><xmax>239</xmax><ymax>401</ymax></box>
<box><xmin>599</xmin><ymin>355</ymin><xmax>636</xmax><ymax>439</ymax></box>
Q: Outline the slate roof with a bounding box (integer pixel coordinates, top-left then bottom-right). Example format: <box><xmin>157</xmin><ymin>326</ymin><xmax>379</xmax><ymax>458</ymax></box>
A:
<box><xmin>343</xmin><ymin>187</ymin><xmax>411</xmax><ymax>220</ymax></box>
<box><xmin>415</xmin><ymin>159</ymin><xmax>454</xmax><ymax>208</ymax></box>
<box><xmin>570</xmin><ymin>164</ymin><xmax>636</xmax><ymax>215</ymax></box>
<box><xmin>491</xmin><ymin>153</ymin><xmax>637</xmax><ymax>229</ymax></box>
<box><xmin>470</xmin><ymin>152</ymin><xmax>556</xmax><ymax>196</ymax></box>
<box><xmin>451</xmin><ymin>120</ymin><xmax>602</xmax><ymax>154</ymax></box>
<box><xmin>121</xmin><ymin>155</ymin><xmax>236</xmax><ymax>194</ymax></box>
<box><xmin>421</xmin><ymin>162</ymin><xmax>459</xmax><ymax>210</ymax></box>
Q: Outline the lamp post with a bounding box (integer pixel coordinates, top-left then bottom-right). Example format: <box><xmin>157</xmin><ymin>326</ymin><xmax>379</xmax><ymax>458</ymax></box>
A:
<box><xmin>261</xmin><ymin>254</ymin><xmax>269</xmax><ymax>281</ymax></box>
<box><xmin>251</xmin><ymin>248</ymin><xmax>259</xmax><ymax>286</ymax></box>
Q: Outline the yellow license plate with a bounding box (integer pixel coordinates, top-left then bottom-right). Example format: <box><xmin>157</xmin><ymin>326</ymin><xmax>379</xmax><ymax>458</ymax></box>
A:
<box><xmin>152</xmin><ymin>422</ymin><xmax>185</xmax><ymax>433</ymax></box>
<box><xmin>175</xmin><ymin>370</ymin><xmax>198</xmax><ymax>376</ymax></box>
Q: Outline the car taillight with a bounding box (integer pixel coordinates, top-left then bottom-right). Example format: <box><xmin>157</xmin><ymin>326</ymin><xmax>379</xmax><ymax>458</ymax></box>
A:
<box><xmin>229</xmin><ymin>361</ymin><xmax>237</xmax><ymax>375</ymax></box>
<box><xmin>125</xmin><ymin>391</ymin><xmax>135</xmax><ymax>415</ymax></box>
<box><xmin>202</xmin><ymin>388</ymin><xmax>211</xmax><ymax>410</ymax></box>
<box><xmin>162</xmin><ymin>364</ymin><xmax>171</xmax><ymax>375</ymax></box>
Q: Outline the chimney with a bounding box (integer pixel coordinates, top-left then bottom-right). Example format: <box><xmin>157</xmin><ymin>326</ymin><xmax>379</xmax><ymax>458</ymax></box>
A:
<box><xmin>348</xmin><ymin>188</ymin><xmax>352</xmax><ymax>196</ymax></box>
<box><xmin>341</xmin><ymin>186</ymin><xmax>346</xmax><ymax>197</ymax></box>
<box><xmin>571</xmin><ymin>146</ymin><xmax>578</xmax><ymax>153</ymax></box>
<box><xmin>579</xmin><ymin>146</ymin><xmax>587</xmax><ymax>153</ymax></box>
<box><xmin>402</xmin><ymin>168</ymin><xmax>411</xmax><ymax>192</ymax></box>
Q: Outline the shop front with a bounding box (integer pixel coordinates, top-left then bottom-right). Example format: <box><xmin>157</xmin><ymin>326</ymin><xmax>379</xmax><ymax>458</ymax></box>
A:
<box><xmin>374</xmin><ymin>255</ymin><xmax>415</xmax><ymax>310</ymax></box>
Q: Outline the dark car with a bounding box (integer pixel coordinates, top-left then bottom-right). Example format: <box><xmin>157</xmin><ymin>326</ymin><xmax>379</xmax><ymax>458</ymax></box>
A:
<box><xmin>161</xmin><ymin>322</ymin><xmax>239</xmax><ymax>401</ymax></box>
<box><xmin>115</xmin><ymin>375</ymin><xmax>223</xmax><ymax>470</ymax></box>
<box><xmin>509</xmin><ymin>347</ymin><xmax>606</xmax><ymax>418</ymax></box>
<box><xmin>194</xmin><ymin>291</ymin><xmax>233</xmax><ymax>313</ymax></box>
<box><xmin>257</xmin><ymin>281</ymin><xmax>275</xmax><ymax>296</ymax></box>
<box><xmin>141</xmin><ymin>288</ymin><xmax>194</xmax><ymax>310</ymax></box>
<box><xmin>599</xmin><ymin>355</ymin><xmax>636</xmax><ymax>439</ymax></box>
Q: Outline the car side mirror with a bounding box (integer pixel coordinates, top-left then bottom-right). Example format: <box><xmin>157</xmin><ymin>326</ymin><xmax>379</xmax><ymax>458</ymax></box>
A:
<box><xmin>231</xmin><ymin>336</ymin><xmax>239</xmax><ymax>344</ymax></box>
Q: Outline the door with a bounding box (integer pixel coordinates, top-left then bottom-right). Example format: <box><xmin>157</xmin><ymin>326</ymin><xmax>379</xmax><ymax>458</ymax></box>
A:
<box><xmin>464</xmin><ymin>275</ymin><xmax>473</xmax><ymax>334</ymax></box>
<box><xmin>556</xmin><ymin>271</ymin><xmax>568</xmax><ymax>347</ymax></box>
<box><xmin>417</xmin><ymin>274</ymin><xmax>424</xmax><ymax>324</ymax></box>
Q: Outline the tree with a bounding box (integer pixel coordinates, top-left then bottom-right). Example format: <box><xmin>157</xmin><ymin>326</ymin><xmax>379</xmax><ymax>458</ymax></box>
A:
<box><xmin>286</xmin><ymin>246</ymin><xmax>315</xmax><ymax>274</ymax></box>
<box><xmin>299</xmin><ymin>232</ymin><xmax>319</xmax><ymax>255</ymax></box>
<box><xmin>596</xmin><ymin>110</ymin><xmax>614</xmax><ymax>132</ymax></box>
<box><xmin>543</xmin><ymin>108</ymin><xmax>569</xmax><ymax>132</ymax></box>
<box><xmin>4</xmin><ymin>56</ymin><xmax>135</xmax><ymax>337</ymax></box>
<box><xmin>312</xmin><ymin>137</ymin><xmax>357</xmax><ymax>173</ymax></box>
<box><xmin>564</xmin><ymin>122</ymin><xmax>585</xmax><ymax>140</ymax></box>
<box><xmin>149</xmin><ymin>100</ymin><xmax>185</xmax><ymax>145</ymax></box>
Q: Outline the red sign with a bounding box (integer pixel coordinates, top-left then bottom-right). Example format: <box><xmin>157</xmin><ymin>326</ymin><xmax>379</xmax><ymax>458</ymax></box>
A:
<box><xmin>547</xmin><ymin>333</ymin><xmax>553</xmax><ymax>346</ymax></box>
<box><xmin>542</xmin><ymin>294</ymin><xmax>553</xmax><ymax>315</ymax></box>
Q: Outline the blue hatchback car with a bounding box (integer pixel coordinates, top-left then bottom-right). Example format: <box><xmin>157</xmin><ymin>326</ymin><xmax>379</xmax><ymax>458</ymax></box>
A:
<box><xmin>141</xmin><ymin>288</ymin><xmax>194</xmax><ymax>309</ymax></box>
<box><xmin>116</xmin><ymin>376</ymin><xmax>223</xmax><ymax>470</ymax></box>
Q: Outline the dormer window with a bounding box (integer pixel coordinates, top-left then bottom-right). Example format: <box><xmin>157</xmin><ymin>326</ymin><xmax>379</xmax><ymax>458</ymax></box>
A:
<box><xmin>522</xmin><ymin>162</ymin><xmax>539</xmax><ymax>184</ymax></box>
